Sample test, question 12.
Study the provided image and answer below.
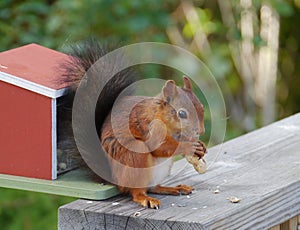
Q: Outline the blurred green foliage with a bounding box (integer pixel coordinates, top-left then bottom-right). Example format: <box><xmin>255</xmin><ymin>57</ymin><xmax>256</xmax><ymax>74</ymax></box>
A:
<box><xmin>0</xmin><ymin>0</ymin><xmax>176</xmax><ymax>49</ymax></box>
<box><xmin>1</xmin><ymin>0</ymin><xmax>300</xmax><ymax>229</ymax></box>
<box><xmin>0</xmin><ymin>188</ymin><xmax>75</xmax><ymax>230</ymax></box>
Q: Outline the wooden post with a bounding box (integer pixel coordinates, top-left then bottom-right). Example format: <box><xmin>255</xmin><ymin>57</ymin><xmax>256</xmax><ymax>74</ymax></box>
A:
<box><xmin>269</xmin><ymin>225</ymin><xmax>280</xmax><ymax>230</ymax></box>
<box><xmin>58</xmin><ymin>114</ymin><xmax>300</xmax><ymax>229</ymax></box>
<box><xmin>280</xmin><ymin>216</ymin><xmax>299</xmax><ymax>230</ymax></box>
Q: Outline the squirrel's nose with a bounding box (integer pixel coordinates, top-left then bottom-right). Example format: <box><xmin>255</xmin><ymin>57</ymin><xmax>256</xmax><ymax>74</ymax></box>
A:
<box><xmin>194</xmin><ymin>125</ymin><xmax>205</xmax><ymax>136</ymax></box>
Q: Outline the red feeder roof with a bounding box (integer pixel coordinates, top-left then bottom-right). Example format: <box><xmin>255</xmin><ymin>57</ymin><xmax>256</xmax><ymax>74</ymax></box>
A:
<box><xmin>0</xmin><ymin>43</ymin><xmax>72</xmax><ymax>98</ymax></box>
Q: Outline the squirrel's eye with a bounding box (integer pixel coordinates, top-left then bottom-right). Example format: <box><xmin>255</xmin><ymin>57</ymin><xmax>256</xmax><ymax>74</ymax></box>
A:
<box><xmin>178</xmin><ymin>110</ymin><xmax>187</xmax><ymax>119</ymax></box>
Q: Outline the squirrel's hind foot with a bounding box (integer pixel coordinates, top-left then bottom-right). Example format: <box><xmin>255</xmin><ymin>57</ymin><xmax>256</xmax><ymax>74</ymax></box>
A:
<box><xmin>148</xmin><ymin>184</ymin><xmax>194</xmax><ymax>196</ymax></box>
<box><xmin>130</xmin><ymin>188</ymin><xmax>161</xmax><ymax>209</ymax></box>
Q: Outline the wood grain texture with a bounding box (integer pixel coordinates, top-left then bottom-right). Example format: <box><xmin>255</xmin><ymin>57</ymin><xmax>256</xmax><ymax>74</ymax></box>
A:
<box><xmin>58</xmin><ymin>113</ymin><xmax>300</xmax><ymax>230</ymax></box>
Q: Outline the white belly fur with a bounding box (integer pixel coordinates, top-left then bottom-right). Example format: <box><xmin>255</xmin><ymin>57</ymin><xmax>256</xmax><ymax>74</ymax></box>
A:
<box><xmin>149</xmin><ymin>157</ymin><xmax>174</xmax><ymax>187</ymax></box>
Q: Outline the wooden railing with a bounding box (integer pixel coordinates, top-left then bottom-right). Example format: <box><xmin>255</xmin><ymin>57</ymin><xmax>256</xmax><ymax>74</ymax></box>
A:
<box><xmin>58</xmin><ymin>113</ymin><xmax>300</xmax><ymax>229</ymax></box>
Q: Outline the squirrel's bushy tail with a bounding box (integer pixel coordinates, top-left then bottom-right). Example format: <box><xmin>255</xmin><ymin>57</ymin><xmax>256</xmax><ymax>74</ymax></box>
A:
<box><xmin>57</xmin><ymin>39</ymin><xmax>137</xmax><ymax>173</ymax></box>
<box><xmin>60</xmin><ymin>38</ymin><xmax>137</xmax><ymax>130</ymax></box>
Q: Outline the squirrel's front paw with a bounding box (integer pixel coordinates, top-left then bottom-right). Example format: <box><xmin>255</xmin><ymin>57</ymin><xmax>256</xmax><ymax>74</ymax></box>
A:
<box><xmin>194</xmin><ymin>140</ymin><xmax>207</xmax><ymax>159</ymax></box>
<box><xmin>177</xmin><ymin>140</ymin><xmax>206</xmax><ymax>157</ymax></box>
<box><xmin>147</xmin><ymin>119</ymin><xmax>167</xmax><ymax>151</ymax></box>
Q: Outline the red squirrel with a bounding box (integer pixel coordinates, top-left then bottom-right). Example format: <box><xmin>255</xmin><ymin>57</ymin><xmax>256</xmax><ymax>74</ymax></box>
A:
<box><xmin>57</xmin><ymin>39</ymin><xmax>207</xmax><ymax>208</ymax></box>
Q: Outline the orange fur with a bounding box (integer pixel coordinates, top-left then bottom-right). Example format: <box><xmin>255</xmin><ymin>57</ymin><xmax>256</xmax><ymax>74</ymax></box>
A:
<box><xmin>100</xmin><ymin>77</ymin><xmax>206</xmax><ymax>208</ymax></box>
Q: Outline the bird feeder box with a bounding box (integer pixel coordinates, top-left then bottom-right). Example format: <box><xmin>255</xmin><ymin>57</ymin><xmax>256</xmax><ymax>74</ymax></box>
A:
<box><xmin>0</xmin><ymin>44</ymin><xmax>118</xmax><ymax>199</ymax></box>
<box><xmin>0</xmin><ymin>44</ymin><xmax>71</xmax><ymax>180</ymax></box>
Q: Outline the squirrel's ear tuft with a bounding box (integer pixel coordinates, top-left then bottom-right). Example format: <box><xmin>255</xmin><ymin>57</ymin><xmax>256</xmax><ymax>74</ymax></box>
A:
<box><xmin>183</xmin><ymin>76</ymin><xmax>192</xmax><ymax>90</ymax></box>
<box><xmin>162</xmin><ymin>80</ymin><xmax>177</xmax><ymax>103</ymax></box>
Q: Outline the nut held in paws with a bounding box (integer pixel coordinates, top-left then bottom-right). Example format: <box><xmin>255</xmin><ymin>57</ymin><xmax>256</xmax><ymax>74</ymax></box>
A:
<box><xmin>185</xmin><ymin>155</ymin><xmax>207</xmax><ymax>174</ymax></box>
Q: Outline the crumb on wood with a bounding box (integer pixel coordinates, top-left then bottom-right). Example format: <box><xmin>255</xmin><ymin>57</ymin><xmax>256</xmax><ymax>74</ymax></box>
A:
<box><xmin>133</xmin><ymin>211</ymin><xmax>141</xmax><ymax>217</ymax></box>
<box><xmin>214</xmin><ymin>189</ymin><xmax>220</xmax><ymax>194</ymax></box>
<box><xmin>227</xmin><ymin>196</ymin><xmax>241</xmax><ymax>203</ymax></box>
<box><xmin>177</xmin><ymin>203</ymin><xmax>187</xmax><ymax>207</ymax></box>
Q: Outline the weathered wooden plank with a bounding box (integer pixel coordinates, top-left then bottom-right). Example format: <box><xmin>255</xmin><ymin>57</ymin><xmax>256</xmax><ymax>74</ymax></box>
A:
<box><xmin>58</xmin><ymin>113</ymin><xmax>300</xmax><ymax>230</ymax></box>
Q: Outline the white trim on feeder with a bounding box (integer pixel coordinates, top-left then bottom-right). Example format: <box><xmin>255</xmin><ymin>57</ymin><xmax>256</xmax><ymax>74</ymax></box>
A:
<box><xmin>51</xmin><ymin>98</ymin><xmax>57</xmax><ymax>180</ymax></box>
<box><xmin>0</xmin><ymin>71</ymin><xmax>68</xmax><ymax>99</ymax></box>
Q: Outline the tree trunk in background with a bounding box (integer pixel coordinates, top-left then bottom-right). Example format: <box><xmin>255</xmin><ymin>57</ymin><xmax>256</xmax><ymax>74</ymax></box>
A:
<box><xmin>167</xmin><ymin>0</ymin><xmax>280</xmax><ymax>131</ymax></box>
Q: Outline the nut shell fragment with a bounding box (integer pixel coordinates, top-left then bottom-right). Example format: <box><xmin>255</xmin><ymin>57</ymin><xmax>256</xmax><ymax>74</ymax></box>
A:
<box><xmin>227</xmin><ymin>196</ymin><xmax>241</xmax><ymax>203</ymax></box>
